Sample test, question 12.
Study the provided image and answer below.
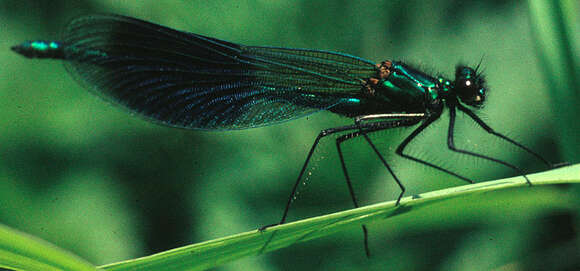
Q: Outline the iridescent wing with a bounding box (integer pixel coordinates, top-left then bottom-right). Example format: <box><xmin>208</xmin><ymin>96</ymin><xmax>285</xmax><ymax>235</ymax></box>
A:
<box><xmin>63</xmin><ymin>14</ymin><xmax>377</xmax><ymax>130</ymax></box>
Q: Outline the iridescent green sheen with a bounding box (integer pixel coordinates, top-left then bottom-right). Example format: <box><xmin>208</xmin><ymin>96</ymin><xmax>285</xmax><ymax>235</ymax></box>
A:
<box><xmin>375</xmin><ymin>61</ymin><xmax>441</xmax><ymax>112</ymax></box>
<box><xmin>31</xmin><ymin>41</ymin><xmax>49</xmax><ymax>50</ymax></box>
<box><xmin>30</xmin><ymin>41</ymin><xmax>60</xmax><ymax>50</ymax></box>
<box><xmin>11</xmin><ymin>40</ymin><xmax>63</xmax><ymax>59</ymax></box>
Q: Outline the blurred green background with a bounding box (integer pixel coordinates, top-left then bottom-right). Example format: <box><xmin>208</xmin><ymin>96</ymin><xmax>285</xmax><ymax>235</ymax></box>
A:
<box><xmin>1</xmin><ymin>1</ymin><xmax>578</xmax><ymax>270</ymax></box>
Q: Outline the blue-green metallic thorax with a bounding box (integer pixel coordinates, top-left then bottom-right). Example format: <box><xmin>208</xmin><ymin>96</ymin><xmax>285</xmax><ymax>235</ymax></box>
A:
<box><xmin>437</xmin><ymin>77</ymin><xmax>452</xmax><ymax>93</ymax></box>
<box><xmin>367</xmin><ymin>61</ymin><xmax>446</xmax><ymax>113</ymax></box>
<box><xmin>381</xmin><ymin>61</ymin><xmax>440</xmax><ymax>102</ymax></box>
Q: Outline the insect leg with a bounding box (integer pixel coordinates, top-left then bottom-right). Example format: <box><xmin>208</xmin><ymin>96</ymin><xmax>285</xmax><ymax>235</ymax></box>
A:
<box><xmin>456</xmin><ymin>103</ymin><xmax>553</xmax><ymax>168</ymax></box>
<box><xmin>447</xmin><ymin>104</ymin><xmax>532</xmax><ymax>185</ymax></box>
<box><xmin>395</xmin><ymin>114</ymin><xmax>475</xmax><ymax>184</ymax></box>
<box><xmin>260</xmin><ymin>123</ymin><xmax>363</xmax><ymax>231</ymax></box>
<box><xmin>353</xmin><ymin>115</ymin><xmax>426</xmax><ymax>204</ymax></box>
<box><xmin>335</xmin><ymin>117</ymin><xmax>421</xmax><ymax>257</ymax></box>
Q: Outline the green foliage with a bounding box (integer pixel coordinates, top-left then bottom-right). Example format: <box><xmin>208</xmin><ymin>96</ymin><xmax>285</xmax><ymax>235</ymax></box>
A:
<box><xmin>0</xmin><ymin>165</ymin><xmax>578</xmax><ymax>271</ymax></box>
<box><xmin>528</xmin><ymin>0</ymin><xmax>580</xmax><ymax>161</ymax></box>
<box><xmin>0</xmin><ymin>224</ymin><xmax>96</xmax><ymax>271</ymax></box>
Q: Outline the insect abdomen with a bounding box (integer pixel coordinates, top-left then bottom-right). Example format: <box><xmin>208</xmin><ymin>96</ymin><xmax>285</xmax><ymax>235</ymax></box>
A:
<box><xmin>11</xmin><ymin>40</ymin><xmax>65</xmax><ymax>59</ymax></box>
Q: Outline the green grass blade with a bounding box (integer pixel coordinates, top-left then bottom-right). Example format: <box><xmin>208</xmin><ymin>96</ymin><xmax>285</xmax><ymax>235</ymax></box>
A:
<box><xmin>0</xmin><ymin>224</ymin><xmax>98</xmax><ymax>271</ymax></box>
<box><xmin>100</xmin><ymin>164</ymin><xmax>580</xmax><ymax>271</ymax></box>
<box><xmin>528</xmin><ymin>0</ymin><xmax>580</xmax><ymax>160</ymax></box>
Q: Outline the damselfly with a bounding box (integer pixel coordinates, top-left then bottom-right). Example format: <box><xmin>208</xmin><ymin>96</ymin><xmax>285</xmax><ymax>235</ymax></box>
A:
<box><xmin>12</xmin><ymin>14</ymin><xmax>554</xmax><ymax>256</ymax></box>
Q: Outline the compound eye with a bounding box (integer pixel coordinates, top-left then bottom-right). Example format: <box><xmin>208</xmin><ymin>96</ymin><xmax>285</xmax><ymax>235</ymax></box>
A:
<box><xmin>456</xmin><ymin>78</ymin><xmax>473</xmax><ymax>90</ymax></box>
<box><xmin>457</xmin><ymin>79</ymin><xmax>485</xmax><ymax>106</ymax></box>
<box><xmin>463</xmin><ymin>86</ymin><xmax>486</xmax><ymax>106</ymax></box>
<box><xmin>455</xmin><ymin>66</ymin><xmax>486</xmax><ymax>107</ymax></box>
<box><xmin>473</xmin><ymin>88</ymin><xmax>485</xmax><ymax>104</ymax></box>
<box><xmin>463</xmin><ymin>79</ymin><xmax>473</xmax><ymax>87</ymax></box>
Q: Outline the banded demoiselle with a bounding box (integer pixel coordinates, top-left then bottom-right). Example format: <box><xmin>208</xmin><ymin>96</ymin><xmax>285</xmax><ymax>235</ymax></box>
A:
<box><xmin>11</xmin><ymin>14</ymin><xmax>554</xmax><ymax>256</ymax></box>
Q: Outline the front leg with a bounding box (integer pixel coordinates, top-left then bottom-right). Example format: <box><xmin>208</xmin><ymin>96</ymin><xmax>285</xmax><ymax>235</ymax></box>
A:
<box><xmin>395</xmin><ymin>114</ymin><xmax>475</xmax><ymax>184</ymax></box>
<box><xmin>456</xmin><ymin>103</ymin><xmax>553</xmax><ymax>168</ymax></box>
<box><xmin>447</xmin><ymin>104</ymin><xmax>532</xmax><ymax>185</ymax></box>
